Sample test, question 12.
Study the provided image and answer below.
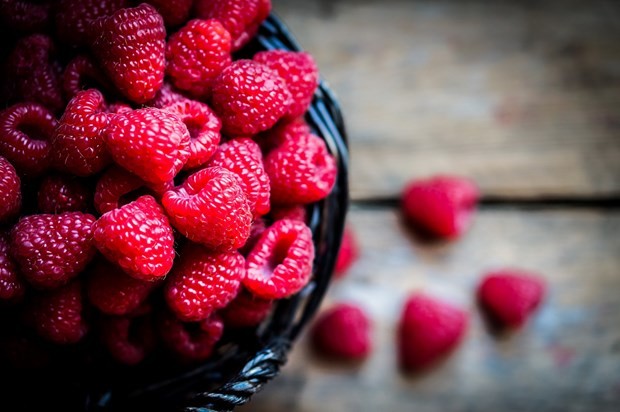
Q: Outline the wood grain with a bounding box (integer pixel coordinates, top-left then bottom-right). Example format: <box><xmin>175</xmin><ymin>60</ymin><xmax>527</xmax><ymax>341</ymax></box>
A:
<box><xmin>273</xmin><ymin>0</ymin><xmax>620</xmax><ymax>200</ymax></box>
<box><xmin>240</xmin><ymin>207</ymin><xmax>620</xmax><ymax>412</ymax></box>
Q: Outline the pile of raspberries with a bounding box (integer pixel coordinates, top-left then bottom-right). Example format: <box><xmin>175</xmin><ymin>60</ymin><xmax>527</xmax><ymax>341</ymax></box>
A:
<box><xmin>0</xmin><ymin>0</ymin><xmax>338</xmax><ymax>367</ymax></box>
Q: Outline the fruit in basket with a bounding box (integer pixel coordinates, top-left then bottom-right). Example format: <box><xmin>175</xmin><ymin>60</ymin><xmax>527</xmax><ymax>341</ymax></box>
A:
<box><xmin>0</xmin><ymin>0</ymin><xmax>339</xmax><ymax>370</ymax></box>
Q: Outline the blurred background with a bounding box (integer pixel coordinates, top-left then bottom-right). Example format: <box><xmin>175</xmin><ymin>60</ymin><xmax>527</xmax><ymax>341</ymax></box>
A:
<box><xmin>242</xmin><ymin>0</ymin><xmax>620</xmax><ymax>411</ymax></box>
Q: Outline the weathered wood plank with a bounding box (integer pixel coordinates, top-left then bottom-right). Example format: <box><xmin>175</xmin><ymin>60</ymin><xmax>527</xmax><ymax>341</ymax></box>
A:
<box><xmin>240</xmin><ymin>207</ymin><xmax>620</xmax><ymax>412</ymax></box>
<box><xmin>273</xmin><ymin>0</ymin><xmax>620</xmax><ymax>199</ymax></box>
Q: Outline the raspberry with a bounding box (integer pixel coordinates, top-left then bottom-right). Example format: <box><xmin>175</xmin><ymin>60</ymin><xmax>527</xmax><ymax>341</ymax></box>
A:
<box><xmin>141</xmin><ymin>0</ymin><xmax>192</xmax><ymax>27</ymax></box>
<box><xmin>334</xmin><ymin>225</ymin><xmax>359</xmax><ymax>279</ymax></box>
<box><xmin>398</xmin><ymin>293</ymin><xmax>468</xmax><ymax>372</ymax></box>
<box><xmin>310</xmin><ymin>303</ymin><xmax>372</xmax><ymax>360</ymax></box>
<box><xmin>62</xmin><ymin>55</ymin><xmax>111</xmax><ymax>101</ymax></box>
<box><xmin>100</xmin><ymin>313</ymin><xmax>155</xmax><ymax>365</ymax></box>
<box><xmin>244</xmin><ymin>219</ymin><xmax>314</xmax><ymax>300</ymax></box>
<box><xmin>107</xmin><ymin>103</ymin><xmax>133</xmax><ymax>115</ymax></box>
<box><xmin>220</xmin><ymin>288</ymin><xmax>273</xmax><ymax>328</ymax></box>
<box><xmin>207</xmin><ymin>137</ymin><xmax>270</xmax><ymax>217</ymax></box>
<box><xmin>5</xmin><ymin>34</ymin><xmax>63</xmax><ymax>114</ymax></box>
<box><xmin>166</xmin><ymin>19</ymin><xmax>232</xmax><ymax>98</ymax></box>
<box><xmin>194</xmin><ymin>0</ymin><xmax>271</xmax><ymax>51</ymax></box>
<box><xmin>87</xmin><ymin>260</ymin><xmax>155</xmax><ymax>315</ymax></box>
<box><xmin>162</xmin><ymin>167</ymin><xmax>252</xmax><ymax>251</ymax></box>
<box><xmin>165</xmin><ymin>244</ymin><xmax>245</xmax><ymax>322</ymax></box>
<box><xmin>0</xmin><ymin>156</ymin><xmax>21</xmax><ymax>223</ymax></box>
<box><xmin>93</xmin><ymin>195</ymin><xmax>175</xmax><ymax>281</ymax></box>
<box><xmin>37</xmin><ymin>174</ymin><xmax>91</xmax><ymax>214</ymax></box>
<box><xmin>92</xmin><ymin>4</ymin><xmax>166</xmax><ymax>104</ymax></box>
<box><xmin>94</xmin><ymin>166</ymin><xmax>166</xmax><ymax>215</ymax></box>
<box><xmin>103</xmin><ymin>108</ymin><xmax>191</xmax><ymax>184</ymax></box>
<box><xmin>477</xmin><ymin>269</ymin><xmax>546</xmax><ymax>329</ymax></box>
<box><xmin>0</xmin><ymin>232</ymin><xmax>26</xmax><ymax>304</ymax></box>
<box><xmin>268</xmin><ymin>204</ymin><xmax>307</xmax><ymax>222</ymax></box>
<box><xmin>158</xmin><ymin>310</ymin><xmax>224</xmax><ymax>361</ymax></box>
<box><xmin>265</xmin><ymin>132</ymin><xmax>337</xmax><ymax>205</ymax></box>
<box><xmin>163</xmin><ymin>99</ymin><xmax>222</xmax><ymax>170</ymax></box>
<box><xmin>0</xmin><ymin>0</ymin><xmax>52</xmax><ymax>33</ymax></box>
<box><xmin>51</xmin><ymin>89</ymin><xmax>111</xmax><ymax>176</ymax></box>
<box><xmin>55</xmin><ymin>0</ymin><xmax>128</xmax><ymax>47</ymax></box>
<box><xmin>238</xmin><ymin>218</ymin><xmax>267</xmax><ymax>256</ymax></box>
<box><xmin>146</xmin><ymin>83</ymin><xmax>188</xmax><ymax>109</ymax></box>
<box><xmin>211</xmin><ymin>60</ymin><xmax>291</xmax><ymax>136</ymax></box>
<box><xmin>401</xmin><ymin>175</ymin><xmax>479</xmax><ymax>240</ymax></box>
<box><xmin>254</xmin><ymin>50</ymin><xmax>319</xmax><ymax>119</ymax></box>
<box><xmin>27</xmin><ymin>280</ymin><xmax>88</xmax><ymax>344</ymax></box>
<box><xmin>0</xmin><ymin>102</ymin><xmax>57</xmax><ymax>177</ymax></box>
<box><xmin>10</xmin><ymin>212</ymin><xmax>96</xmax><ymax>289</ymax></box>
<box><xmin>255</xmin><ymin>117</ymin><xmax>311</xmax><ymax>154</ymax></box>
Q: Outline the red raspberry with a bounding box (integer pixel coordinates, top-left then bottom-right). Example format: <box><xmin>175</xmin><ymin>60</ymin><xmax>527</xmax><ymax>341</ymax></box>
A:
<box><xmin>162</xmin><ymin>167</ymin><xmax>252</xmax><ymax>251</ymax></box>
<box><xmin>100</xmin><ymin>313</ymin><xmax>156</xmax><ymax>365</ymax></box>
<box><xmin>238</xmin><ymin>218</ymin><xmax>267</xmax><ymax>256</ymax></box>
<box><xmin>165</xmin><ymin>244</ymin><xmax>245</xmax><ymax>322</ymax></box>
<box><xmin>220</xmin><ymin>288</ymin><xmax>273</xmax><ymax>328</ymax></box>
<box><xmin>158</xmin><ymin>310</ymin><xmax>224</xmax><ymax>361</ymax></box>
<box><xmin>398</xmin><ymin>293</ymin><xmax>469</xmax><ymax>372</ymax></box>
<box><xmin>55</xmin><ymin>0</ymin><xmax>128</xmax><ymax>47</ymax></box>
<box><xmin>62</xmin><ymin>55</ymin><xmax>111</xmax><ymax>101</ymax></box>
<box><xmin>5</xmin><ymin>34</ymin><xmax>63</xmax><ymax>114</ymax></box>
<box><xmin>244</xmin><ymin>219</ymin><xmax>314</xmax><ymax>300</ymax></box>
<box><xmin>334</xmin><ymin>225</ymin><xmax>359</xmax><ymax>279</ymax></box>
<box><xmin>265</xmin><ymin>132</ymin><xmax>337</xmax><ymax>205</ymax></box>
<box><xmin>91</xmin><ymin>4</ymin><xmax>166</xmax><ymax>104</ymax></box>
<box><xmin>141</xmin><ymin>0</ymin><xmax>192</xmax><ymax>27</ymax></box>
<box><xmin>87</xmin><ymin>260</ymin><xmax>155</xmax><ymax>315</ymax></box>
<box><xmin>255</xmin><ymin>117</ymin><xmax>311</xmax><ymax>154</ymax></box>
<box><xmin>194</xmin><ymin>0</ymin><xmax>271</xmax><ymax>51</ymax></box>
<box><xmin>51</xmin><ymin>89</ymin><xmax>111</xmax><ymax>176</ymax></box>
<box><xmin>166</xmin><ymin>19</ymin><xmax>232</xmax><ymax>98</ymax></box>
<box><xmin>401</xmin><ymin>175</ymin><xmax>479</xmax><ymax>240</ymax></box>
<box><xmin>310</xmin><ymin>303</ymin><xmax>372</xmax><ymax>360</ymax></box>
<box><xmin>269</xmin><ymin>204</ymin><xmax>307</xmax><ymax>223</ymax></box>
<box><xmin>37</xmin><ymin>174</ymin><xmax>91</xmax><ymax>214</ymax></box>
<box><xmin>0</xmin><ymin>0</ymin><xmax>52</xmax><ymax>33</ymax></box>
<box><xmin>163</xmin><ymin>99</ymin><xmax>222</xmax><ymax>170</ymax></box>
<box><xmin>10</xmin><ymin>212</ymin><xmax>96</xmax><ymax>289</ymax></box>
<box><xmin>254</xmin><ymin>51</ymin><xmax>319</xmax><ymax>119</ymax></box>
<box><xmin>103</xmin><ymin>108</ymin><xmax>190</xmax><ymax>184</ymax></box>
<box><xmin>146</xmin><ymin>83</ymin><xmax>188</xmax><ymax>109</ymax></box>
<box><xmin>0</xmin><ymin>103</ymin><xmax>57</xmax><ymax>177</ymax></box>
<box><xmin>0</xmin><ymin>232</ymin><xmax>26</xmax><ymax>304</ymax></box>
<box><xmin>211</xmin><ymin>59</ymin><xmax>291</xmax><ymax>136</ymax></box>
<box><xmin>93</xmin><ymin>195</ymin><xmax>175</xmax><ymax>281</ymax></box>
<box><xmin>477</xmin><ymin>269</ymin><xmax>546</xmax><ymax>329</ymax></box>
<box><xmin>207</xmin><ymin>137</ymin><xmax>270</xmax><ymax>217</ymax></box>
<box><xmin>27</xmin><ymin>280</ymin><xmax>88</xmax><ymax>344</ymax></box>
<box><xmin>0</xmin><ymin>156</ymin><xmax>21</xmax><ymax>223</ymax></box>
<box><xmin>107</xmin><ymin>102</ymin><xmax>133</xmax><ymax>115</ymax></box>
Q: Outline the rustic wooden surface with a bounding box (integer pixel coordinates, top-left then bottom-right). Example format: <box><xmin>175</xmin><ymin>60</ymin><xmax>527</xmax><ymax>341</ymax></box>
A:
<box><xmin>241</xmin><ymin>0</ymin><xmax>620</xmax><ymax>411</ymax></box>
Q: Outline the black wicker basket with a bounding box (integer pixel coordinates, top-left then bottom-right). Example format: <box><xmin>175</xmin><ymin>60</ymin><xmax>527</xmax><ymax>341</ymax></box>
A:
<box><xmin>2</xmin><ymin>13</ymin><xmax>348</xmax><ymax>412</ymax></box>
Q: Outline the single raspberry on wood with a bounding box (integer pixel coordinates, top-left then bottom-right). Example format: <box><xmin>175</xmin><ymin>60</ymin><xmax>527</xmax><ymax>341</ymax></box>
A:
<box><xmin>207</xmin><ymin>137</ymin><xmax>270</xmax><ymax>217</ymax></box>
<box><xmin>27</xmin><ymin>280</ymin><xmax>88</xmax><ymax>344</ymax></box>
<box><xmin>100</xmin><ymin>312</ymin><xmax>156</xmax><ymax>365</ymax></box>
<box><xmin>158</xmin><ymin>310</ymin><xmax>224</xmax><ymax>361</ymax></box>
<box><xmin>62</xmin><ymin>55</ymin><xmax>111</xmax><ymax>101</ymax></box>
<box><xmin>0</xmin><ymin>156</ymin><xmax>21</xmax><ymax>223</ymax></box>
<box><xmin>220</xmin><ymin>288</ymin><xmax>273</xmax><ymax>328</ymax></box>
<box><xmin>163</xmin><ymin>99</ymin><xmax>222</xmax><ymax>170</ymax></box>
<box><xmin>211</xmin><ymin>59</ymin><xmax>291</xmax><ymax>136</ymax></box>
<box><xmin>398</xmin><ymin>293</ymin><xmax>469</xmax><ymax>372</ymax></box>
<box><xmin>103</xmin><ymin>107</ymin><xmax>191</xmax><ymax>185</ymax></box>
<box><xmin>165</xmin><ymin>244</ymin><xmax>245</xmax><ymax>322</ymax></box>
<box><xmin>162</xmin><ymin>167</ymin><xmax>252</xmax><ymax>251</ymax></box>
<box><xmin>37</xmin><ymin>174</ymin><xmax>91</xmax><ymax>214</ymax></box>
<box><xmin>91</xmin><ymin>3</ymin><xmax>166</xmax><ymax>104</ymax></box>
<box><xmin>0</xmin><ymin>102</ymin><xmax>57</xmax><ymax>177</ymax></box>
<box><xmin>243</xmin><ymin>219</ymin><xmax>314</xmax><ymax>300</ymax></box>
<box><xmin>55</xmin><ymin>0</ymin><xmax>128</xmax><ymax>47</ymax></box>
<box><xmin>401</xmin><ymin>175</ymin><xmax>479</xmax><ymax>240</ymax></box>
<box><xmin>10</xmin><ymin>212</ymin><xmax>96</xmax><ymax>289</ymax></box>
<box><xmin>0</xmin><ymin>232</ymin><xmax>26</xmax><ymax>304</ymax></box>
<box><xmin>51</xmin><ymin>89</ymin><xmax>111</xmax><ymax>176</ymax></box>
<box><xmin>93</xmin><ymin>195</ymin><xmax>175</xmax><ymax>281</ymax></box>
<box><xmin>265</xmin><ymin>132</ymin><xmax>337</xmax><ymax>205</ymax></box>
<box><xmin>254</xmin><ymin>50</ymin><xmax>319</xmax><ymax>119</ymax></box>
<box><xmin>0</xmin><ymin>0</ymin><xmax>52</xmax><ymax>33</ymax></box>
<box><xmin>477</xmin><ymin>268</ymin><xmax>546</xmax><ymax>329</ymax></box>
<box><xmin>166</xmin><ymin>18</ymin><xmax>232</xmax><ymax>98</ymax></box>
<box><xmin>311</xmin><ymin>303</ymin><xmax>372</xmax><ymax>360</ymax></box>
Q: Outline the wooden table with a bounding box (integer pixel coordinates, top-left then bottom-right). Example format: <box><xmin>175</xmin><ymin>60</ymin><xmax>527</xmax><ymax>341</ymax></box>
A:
<box><xmin>241</xmin><ymin>1</ymin><xmax>620</xmax><ymax>411</ymax></box>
